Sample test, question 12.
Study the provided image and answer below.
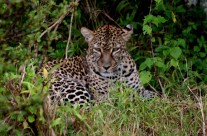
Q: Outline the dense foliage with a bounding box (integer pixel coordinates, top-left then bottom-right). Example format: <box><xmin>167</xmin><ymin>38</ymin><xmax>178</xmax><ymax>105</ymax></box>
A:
<box><xmin>0</xmin><ymin>0</ymin><xmax>206</xmax><ymax>135</ymax></box>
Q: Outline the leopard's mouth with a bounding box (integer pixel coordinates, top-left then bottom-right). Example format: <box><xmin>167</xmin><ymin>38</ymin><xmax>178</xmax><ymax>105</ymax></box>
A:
<box><xmin>100</xmin><ymin>71</ymin><xmax>114</xmax><ymax>77</ymax></box>
<box><xmin>93</xmin><ymin>68</ymin><xmax>114</xmax><ymax>77</ymax></box>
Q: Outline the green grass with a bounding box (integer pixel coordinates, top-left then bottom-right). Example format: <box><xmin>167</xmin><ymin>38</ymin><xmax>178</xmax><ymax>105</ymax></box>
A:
<box><xmin>0</xmin><ymin>55</ymin><xmax>206</xmax><ymax>136</ymax></box>
<box><xmin>0</xmin><ymin>0</ymin><xmax>207</xmax><ymax>135</ymax></box>
<box><xmin>50</xmin><ymin>86</ymin><xmax>206</xmax><ymax>136</ymax></box>
<box><xmin>0</xmin><ymin>65</ymin><xmax>206</xmax><ymax>135</ymax></box>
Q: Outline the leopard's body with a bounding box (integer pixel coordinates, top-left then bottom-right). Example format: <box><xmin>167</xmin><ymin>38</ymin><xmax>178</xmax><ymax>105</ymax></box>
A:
<box><xmin>43</xmin><ymin>25</ymin><xmax>157</xmax><ymax>107</ymax></box>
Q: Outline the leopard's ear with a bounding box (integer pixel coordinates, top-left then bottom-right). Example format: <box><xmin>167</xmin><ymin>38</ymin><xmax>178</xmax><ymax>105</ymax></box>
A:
<box><xmin>122</xmin><ymin>24</ymin><xmax>133</xmax><ymax>41</ymax></box>
<box><xmin>81</xmin><ymin>27</ymin><xmax>94</xmax><ymax>42</ymax></box>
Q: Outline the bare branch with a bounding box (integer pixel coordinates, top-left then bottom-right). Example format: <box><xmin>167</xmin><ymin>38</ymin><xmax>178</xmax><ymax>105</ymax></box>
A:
<box><xmin>39</xmin><ymin>14</ymin><xmax>66</xmax><ymax>39</ymax></box>
<box><xmin>39</xmin><ymin>1</ymin><xmax>80</xmax><ymax>39</ymax></box>
<box><xmin>65</xmin><ymin>13</ymin><xmax>74</xmax><ymax>59</ymax></box>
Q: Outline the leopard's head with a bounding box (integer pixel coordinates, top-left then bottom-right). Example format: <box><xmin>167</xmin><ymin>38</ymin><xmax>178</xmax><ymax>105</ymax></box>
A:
<box><xmin>81</xmin><ymin>25</ymin><xmax>133</xmax><ymax>77</ymax></box>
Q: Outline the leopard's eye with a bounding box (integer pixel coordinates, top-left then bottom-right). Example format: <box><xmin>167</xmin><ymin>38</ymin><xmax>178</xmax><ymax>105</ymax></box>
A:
<box><xmin>93</xmin><ymin>48</ymin><xmax>101</xmax><ymax>54</ymax></box>
<box><xmin>112</xmin><ymin>48</ymin><xmax>121</xmax><ymax>55</ymax></box>
<box><xmin>113</xmin><ymin>48</ymin><xmax>120</xmax><ymax>52</ymax></box>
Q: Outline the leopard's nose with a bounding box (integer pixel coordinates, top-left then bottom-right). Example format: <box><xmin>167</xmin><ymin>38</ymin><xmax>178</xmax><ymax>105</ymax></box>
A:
<box><xmin>103</xmin><ymin>65</ymin><xmax>110</xmax><ymax>70</ymax></box>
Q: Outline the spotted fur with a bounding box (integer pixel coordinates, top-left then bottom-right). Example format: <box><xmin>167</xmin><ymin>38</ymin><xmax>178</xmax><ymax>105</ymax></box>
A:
<box><xmin>43</xmin><ymin>25</ymin><xmax>157</xmax><ymax>107</ymax></box>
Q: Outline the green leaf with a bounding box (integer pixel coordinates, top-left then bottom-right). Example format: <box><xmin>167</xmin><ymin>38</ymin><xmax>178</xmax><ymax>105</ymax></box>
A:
<box><xmin>17</xmin><ymin>112</ymin><xmax>25</xmax><ymax>122</ymax></box>
<box><xmin>155</xmin><ymin>61</ymin><xmax>166</xmax><ymax>69</ymax></box>
<box><xmin>139</xmin><ymin>58</ymin><xmax>153</xmax><ymax>70</ymax></box>
<box><xmin>144</xmin><ymin>14</ymin><xmax>153</xmax><ymax>24</ymax></box>
<box><xmin>37</xmin><ymin>37</ymin><xmax>41</xmax><ymax>43</ymax></box>
<box><xmin>170</xmin><ymin>47</ymin><xmax>182</xmax><ymax>59</ymax></box>
<box><xmin>140</xmin><ymin>71</ymin><xmax>152</xmax><ymax>84</ymax></box>
<box><xmin>163</xmin><ymin>49</ymin><xmax>170</xmax><ymax>56</ymax></box>
<box><xmin>156</xmin><ymin>15</ymin><xmax>167</xmax><ymax>25</ymax></box>
<box><xmin>143</xmin><ymin>25</ymin><xmax>152</xmax><ymax>35</ymax></box>
<box><xmin>170</xmin><ymin>59</ymin><xmax>178</xmax><ymax>67</ymax></box>
<box><xmin>176</xmin><ymin>5</ymin><xmax>186</xmax><ymax>13</ymax></box>
<box><xmin>155</xmin><ymin>0</ymin><xmax>162</xmax><ymax>5</ymax></box>
<box><xmin>15</xmin><ymin>130</ymin><xmax>21</xmax><ymax>136</ymax></box>
<box><xmin>199</xmin><ymin>52</ymin><xmax>206</xmax><ymax>58</ymax></box>
<box><xmin>28</xmin><ymin>106</ymin><xmax>37</xmax><ymax>114</ymax></box>
<box><xmin>177</xmin><ymin>38</ymin><xmax>186</xmax><ymax>48</ymax></box>
<box><xmin>194</xmin><ymin>46</ymin><xmax>200</xmax><ymax>52</ymax></box>
<box><xmin>151</xmin><ymin>37</ymin><xmax>155</xmax><ymax>42</ymax></box>
<box><xmin>28</xmin><ymin>115</ymin><xmax>35</xmax><ymax>123</ymax></box>
<box><xmin>51</xmin><ymin>118</ymin><xmax>62</xmax><ymax>127</ymax></box>
<box><xmin>144</xmin><ymin>14</ymin><xmax>166</xmax><ymax>27</ymax></box>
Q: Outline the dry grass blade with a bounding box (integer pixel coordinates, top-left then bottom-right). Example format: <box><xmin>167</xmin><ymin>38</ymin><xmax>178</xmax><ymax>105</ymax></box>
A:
<box><xmin>188</xmin><ymin>86</ymin><xmax>206</xmax><ymax>136</ymax></box>
<box><xmin>42</xmin><ymin>96</ymin><xmax>57</xmax><ymax>136</ymax></box>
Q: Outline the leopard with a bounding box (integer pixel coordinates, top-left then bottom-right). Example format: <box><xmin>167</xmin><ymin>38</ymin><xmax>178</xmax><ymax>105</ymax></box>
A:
<box><xmin>43</xmin><ymin>24</ymin><xmax>157</xmax><ymax>108</ymax></box>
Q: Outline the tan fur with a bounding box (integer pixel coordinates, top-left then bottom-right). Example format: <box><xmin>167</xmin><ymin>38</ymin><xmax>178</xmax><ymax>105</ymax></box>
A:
<box><xmin>43</xmin><ymin>25</ymin><xmax>157</xmax><ymax>107</ymax></box>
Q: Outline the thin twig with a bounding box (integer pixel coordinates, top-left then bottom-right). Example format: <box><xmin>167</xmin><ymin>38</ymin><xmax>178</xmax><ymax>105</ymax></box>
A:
<box><xmin>65</xmin><ymin>13</ymin><xmax>74</xmax><ymax>59</ymax></box>
<box><xmin>148</xmin><ymin>83</ymin><xmax>157</xmax><ymax>92</ymax></box>
<box><xmin>39</xmin><ymin>15</ymin><xmax>65</xmax><ymax>39</ymax></box>
<box><xmin>101</xmin><ymin>11</ymin><xmax>121</xmax><ymax>27</ymax></box>
<box><xmin>39</xmin><ymin>1</ymin><xmax>80</xmax><ymax>39</ymax></box>
<box><xmin>86</xmin><ymin>0</ymin><xmax>91</xmax><ymax>16</ymax></box>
